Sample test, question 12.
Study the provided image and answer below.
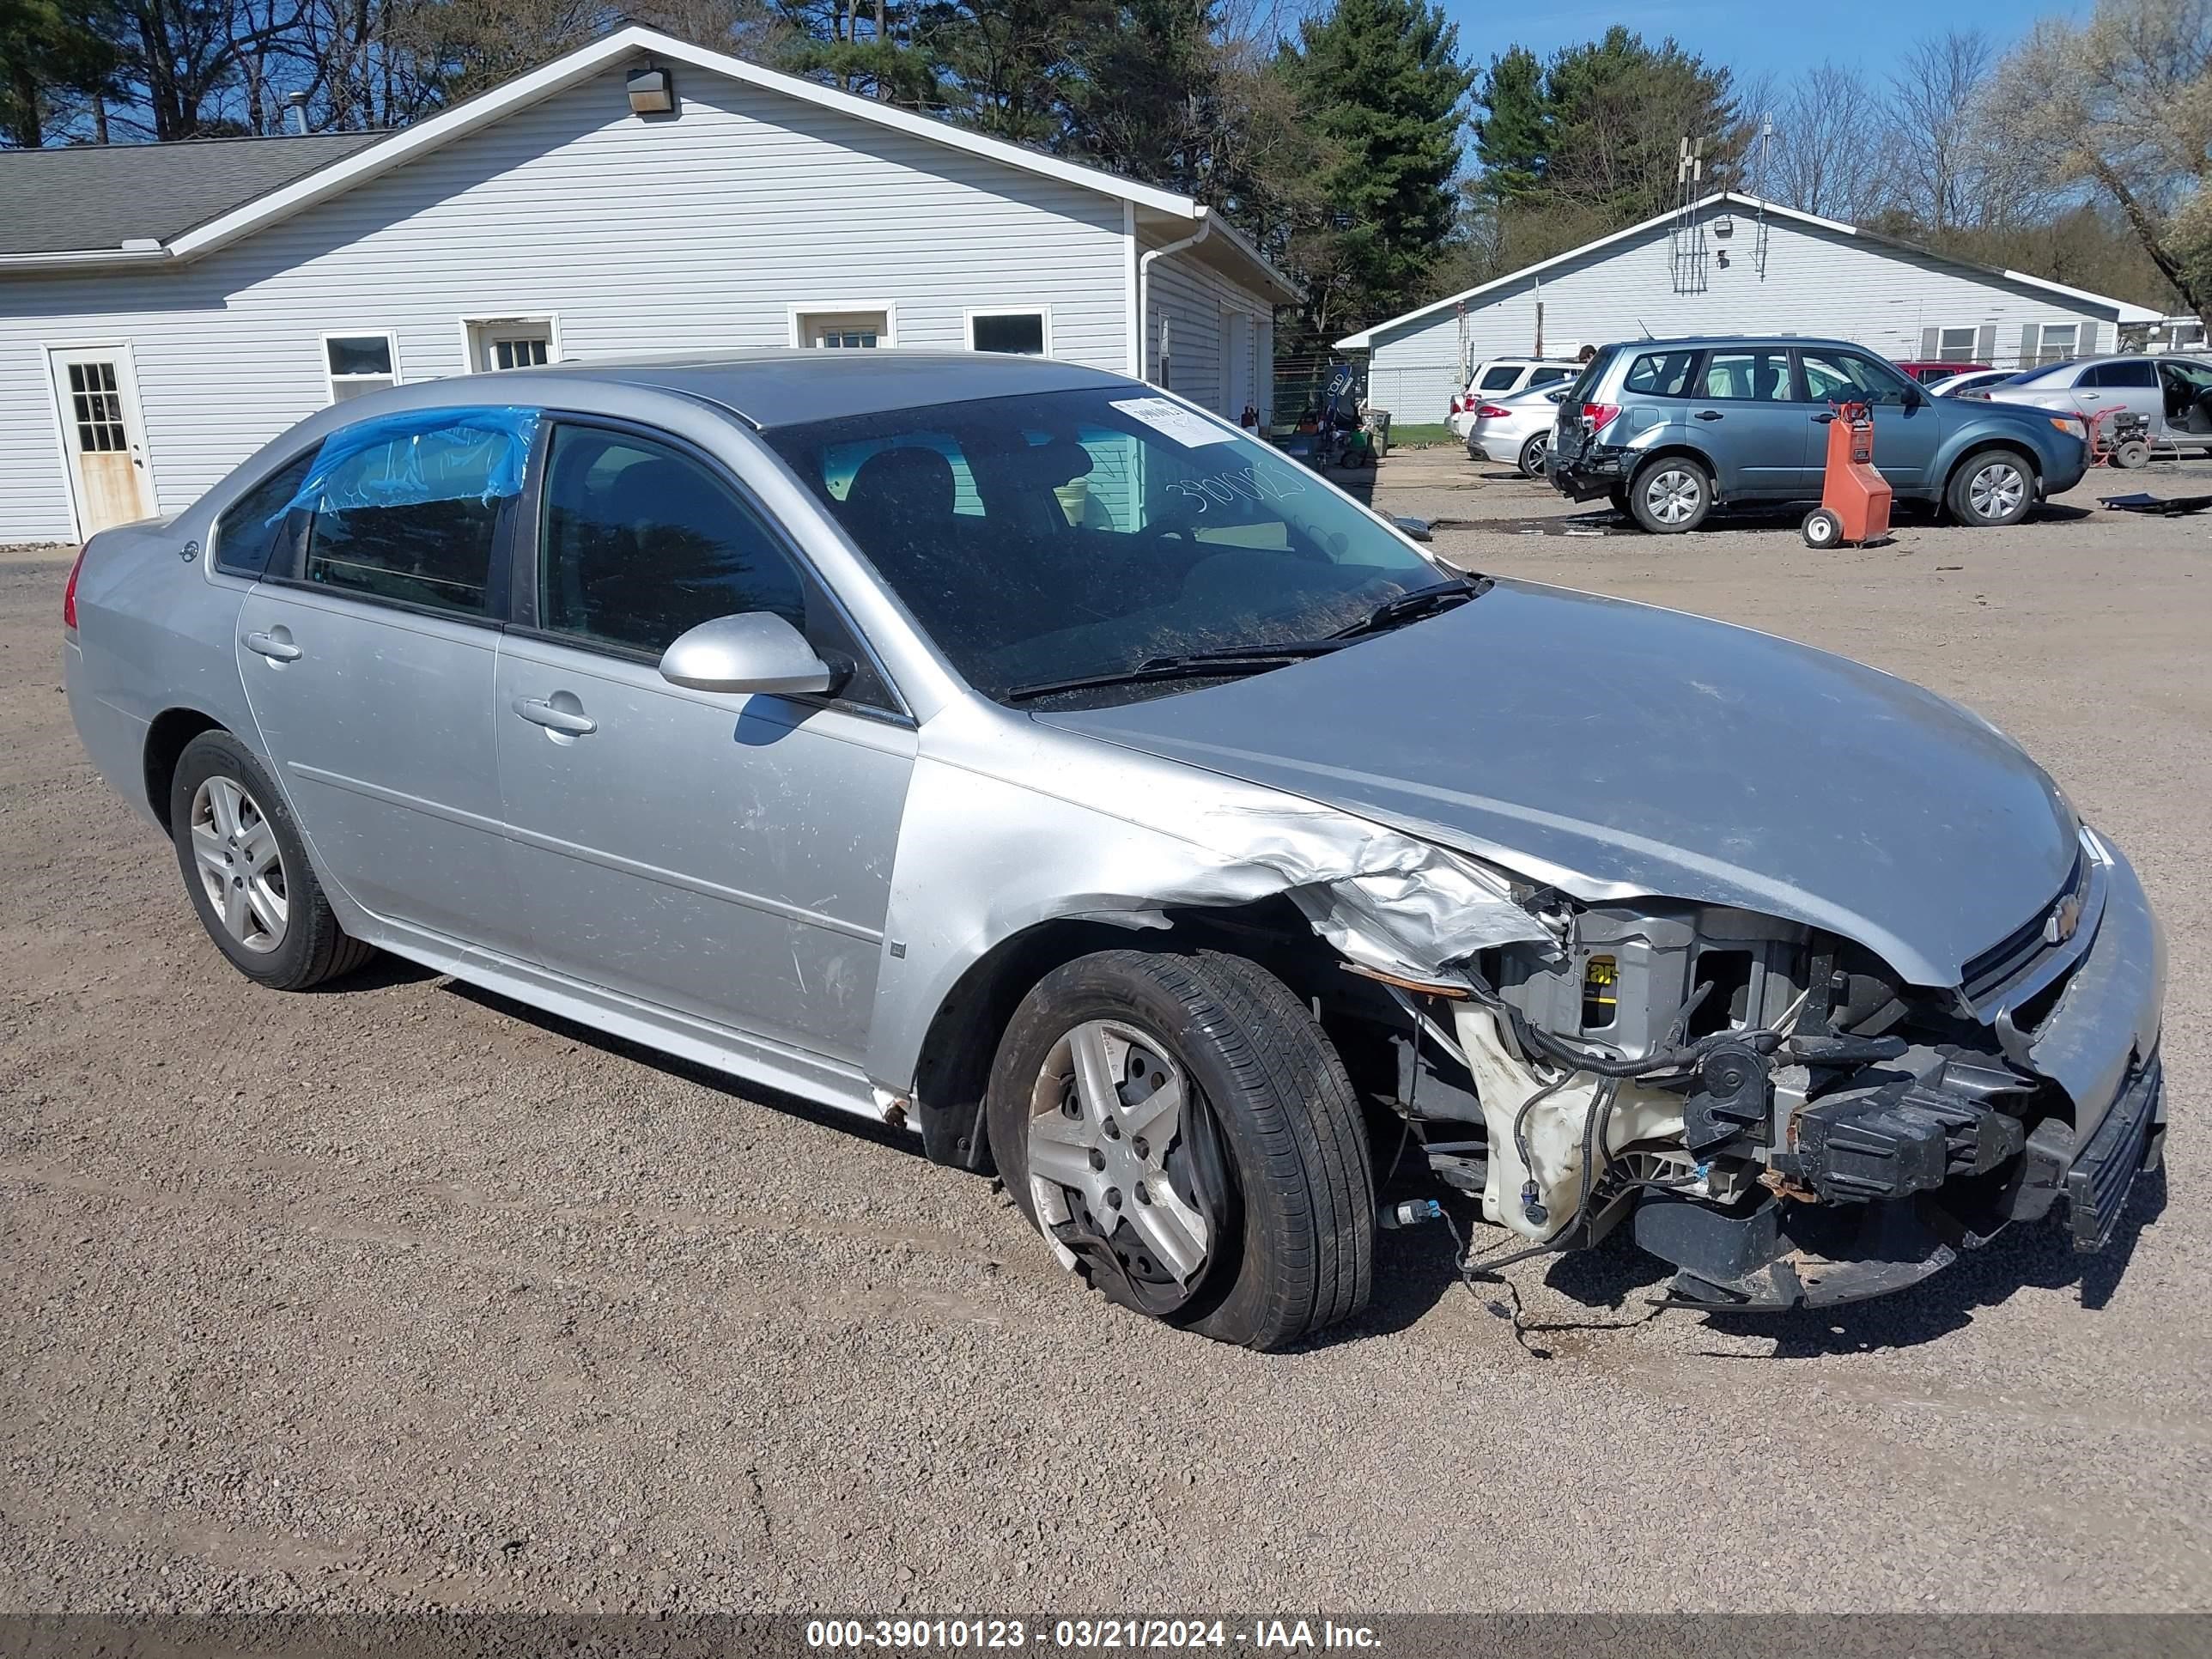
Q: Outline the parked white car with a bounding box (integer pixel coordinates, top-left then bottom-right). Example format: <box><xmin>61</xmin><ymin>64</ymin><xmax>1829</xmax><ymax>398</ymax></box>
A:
<box><xmin>1447</xmin><ymin>358</ymin><xmax>1578</xmax><ymax>439</ymax></box>
<box><xmin>1925</xmin><ymin>368</ymin><xmax>2023</xmax><ymax>399</ymax></box>
<box><xmin>1465</xmin><ymin>382</ymin><xmax>1572</xmax><ymax>476</ymax></box>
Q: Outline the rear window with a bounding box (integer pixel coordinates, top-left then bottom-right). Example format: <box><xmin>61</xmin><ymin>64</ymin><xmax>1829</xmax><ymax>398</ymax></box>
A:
<box><xmin>1563</xmin><ymin>346</ymin><xmax>1619</xmax><ymax>405</ymax></box>
<box><xmin>1623</xmin><ymin>350</ymin><xmax>1699</xmax><ymax>398</ymax></box>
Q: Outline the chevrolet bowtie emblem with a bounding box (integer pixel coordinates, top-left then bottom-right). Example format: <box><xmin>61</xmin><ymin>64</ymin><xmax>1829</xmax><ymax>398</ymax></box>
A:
<box><xmin>2045</xmin><ymin>891</ymin><xmax>2085</xmax><ymax>946</ymax></box>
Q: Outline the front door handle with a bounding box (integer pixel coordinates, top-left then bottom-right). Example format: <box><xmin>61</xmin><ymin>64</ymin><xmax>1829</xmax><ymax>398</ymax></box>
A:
<box><xmin>513</xmin><ymin>696</ymin><xmax>597</xmax><ymax>736</ymax></box>
<box><xmin>244</xmin><ymin>629</ymin><xmax>301</xmax><ymax>662</ymax></box>
<box><xmin>1813</xmin><ymin>412</ymin><xmax>1836</xmax><ymax>424</ymax></box>
<box><xmin>1694</xmin><ymin>409</ymin><xmax>1724</xmax><ymax>422</ymax></box>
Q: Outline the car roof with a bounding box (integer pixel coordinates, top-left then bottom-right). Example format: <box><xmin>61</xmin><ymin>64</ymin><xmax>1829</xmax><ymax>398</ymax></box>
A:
<box><xmin>1606</xmin><ymin>337</ymin><xmax>1862</xmax><ymax>352</ymax></box>
<box><xmin>393</xmin><ymin>349</ymin><xmax>1137</xmax><ymax>429</ymax></box>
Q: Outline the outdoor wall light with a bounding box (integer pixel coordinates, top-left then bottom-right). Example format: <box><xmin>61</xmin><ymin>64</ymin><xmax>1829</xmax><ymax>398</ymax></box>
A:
<box><xmin>628</xmin><ymin>66</ymin><xmax>675</xmax><ymax>115</ymax></box>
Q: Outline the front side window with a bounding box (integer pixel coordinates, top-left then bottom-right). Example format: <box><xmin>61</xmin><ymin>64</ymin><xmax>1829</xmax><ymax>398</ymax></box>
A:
<box><xmin>1623</xmin><ymin>350</ymin><xmax>1698</xmax><ymax>397</ymax></box>
<box><xmin>764</xmin><ymin>387</ymin><xmax>1443</xmax><ymax>704</ymax></box>
<box><xmin>1698</xmin><ymin>349</ymin><xmax>1790</xmax><ymax>402</ymax></box>
<box><xmin>214</xmin><ymin>453</ymin><xmax>313</xmax><ymax>578</ymax></box>
<box><xmin>538</xmin><ymin>426</ymin><xmax>806</xmax><ymax>650</ymax></box>
<box><xmin>1799</xmin><ymin>349</ymin><xmax>1914</xmax><ymax>405</ymax></box>
<box><xmin>325</xmin><ymin>333</ymin><xmax>398</xmax><ymax>402</ymax></box>
<box><xmin>294</xmin><ymin>410</ymin><xmax>536</xmax><ymax>617</ymax></box>
<box><xmin>2086</xmin><ymin>360</ymin><xmax>2156</xmax><ymax>389</ymax></box>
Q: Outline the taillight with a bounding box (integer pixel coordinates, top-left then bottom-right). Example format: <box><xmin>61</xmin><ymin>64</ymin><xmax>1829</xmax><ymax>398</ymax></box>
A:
<box><xmin>62</xmin><ymin>544</ymin><xmax>86</xmax><ymax>632</ymax></box>
<box><xmin>1449</xmin><ymin>393</ymin><xmax>1466</xmax><ymax>415</ymax></box>
<box><xmin>1475</xmin><ymin>404</ymin><xmax>1513</xmax><ymax>418</ymax></box>
<box><xmin>1582</xmin><ymin>402</ymin><xmax>1621</xmax><ymax>432</ymax></box>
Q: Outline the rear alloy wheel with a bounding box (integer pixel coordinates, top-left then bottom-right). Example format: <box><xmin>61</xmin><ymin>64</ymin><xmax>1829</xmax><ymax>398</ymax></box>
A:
<box><xmin>987</xmin><ymin>949</ymin><xmax>1373</xmax><ymax>1350</ymax></box>
<box><xmin>169</xmin><ymin>730</ymin><xmax>374</xmax><ymax>991</ymax></box>
<box><xmin>1630</xmin><ymin>458</ymin><xmax>1711</xmax><ymax>533</ymax></box>
<box><xmin>1517</xmin><ymin>434</ymin><xmax>1549</xmax><ymax>477</ymax></box>
<box><xmin>1947</xmin><ymin>450</ymin><xmax>2034</xmax><ymax>527</ymax></box>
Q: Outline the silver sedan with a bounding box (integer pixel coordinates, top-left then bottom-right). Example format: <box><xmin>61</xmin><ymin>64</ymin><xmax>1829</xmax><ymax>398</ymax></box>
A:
<box><xmin>1465</xmin><ymin>383</ymin><xmax>1571</xmax><ymax>476</ymax></box>
<box><xmin>64</xmin><ymin>351</ymin><xmax>2166</xmax><ymax>1346</ymax></box>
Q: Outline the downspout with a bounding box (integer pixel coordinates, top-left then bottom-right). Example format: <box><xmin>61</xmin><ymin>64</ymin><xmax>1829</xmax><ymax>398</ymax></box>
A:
<box><xmin>1135</xmin><ymin>208</ymin><xmax>1212</xmax><ymax>386</ymax></box>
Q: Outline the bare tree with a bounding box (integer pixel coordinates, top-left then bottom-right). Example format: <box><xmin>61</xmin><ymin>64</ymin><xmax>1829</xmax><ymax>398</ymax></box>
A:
<box><xmin>1755</xmin><ymin>62</ymin><xmax>1900</xmax><ymax>222</ymax></box>
<box><xmin>1994</xmin><ymin>0</ymin><xmax>2212</xmax><ymax>325</ymax></box>
<box><xmin>1888</xmin><ymin>29</ymin><xmax>2005</xmax><ymax>232</ymax></box>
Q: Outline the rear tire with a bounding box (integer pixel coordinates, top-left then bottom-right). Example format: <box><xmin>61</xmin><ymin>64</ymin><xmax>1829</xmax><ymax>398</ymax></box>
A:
<box><xmin>1945</xmin><ymin>448</ymin><xmax>2035</xmax><ymax>526</ymax></box>
<box><xmin>986</xmin><ymin>949</ymin><xmax>1374</xmax><ymax>1350</ymax></box>
<box><xmin>1629</xmin><ymin>457</ymin><xmax>1712</xmax><ymax>533</ymax></box>
<box><xmin>168</xmin><ymin>730</ymin><xmax>374</xmax><ymax>991</ymax></box>
<box><xmin>1517</xmin><ymin>434</ymin><xmax>1549</xmax><ymax>477</ymax></box>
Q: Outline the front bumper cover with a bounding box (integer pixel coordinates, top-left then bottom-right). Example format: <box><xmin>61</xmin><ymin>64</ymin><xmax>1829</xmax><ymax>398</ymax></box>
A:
<box><xmin>1637</xmin><ymin>836</ymin><xmax>2166</xmax><ymax>1310</ymax></box>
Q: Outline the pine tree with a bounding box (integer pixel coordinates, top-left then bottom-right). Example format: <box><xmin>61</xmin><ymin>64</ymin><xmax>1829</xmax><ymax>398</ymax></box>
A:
<box><xmin>1472</xmin><ymin>46</ymin><xmax>1548</xmax><ymax>204</ymax></box>
<box><xmin>1278</xmin><ymin>0</ymin><xmax>1474</xmax><ymax>334</ymax></box>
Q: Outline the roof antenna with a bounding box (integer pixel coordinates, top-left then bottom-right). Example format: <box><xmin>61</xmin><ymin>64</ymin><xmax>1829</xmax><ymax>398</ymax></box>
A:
<box><xmin>286</xmin><ymin>90</ymin><xmax>309</xmax><ymax>137</ymax></box>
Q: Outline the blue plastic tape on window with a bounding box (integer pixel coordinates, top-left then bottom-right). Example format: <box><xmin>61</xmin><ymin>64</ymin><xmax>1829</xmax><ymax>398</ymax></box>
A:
<box><xmin>274</xmin><ymin>406</ymin><xmax>540</xmax><ymax>522</ymax></box>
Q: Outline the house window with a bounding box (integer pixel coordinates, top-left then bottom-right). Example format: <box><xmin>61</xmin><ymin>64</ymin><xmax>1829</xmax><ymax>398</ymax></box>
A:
<box><xmin>2039</xmin><ymin>324</ymin><xmax>2079</xmax><ymax>365</ymax></box>
<box><xmin>968</xmin><ymin>309</ymin><xmax>1049</xmax><ymax>356</ymax></box>
<box><xmin>1936</xmin><ymin>326</ymin><xmax>1979</xmax><ymax>363</ymax></box>
<box><xmin>793</xmin><ymin>306</ymin><xmax>894</xmax><ymax>349</ymax></box>
<box><xmin>463</xmin><ymin>317</ymin><xmax>557</xmax><ymax>374</ymax></box>
<box><xmin>323</xmin><ymin>332</ymin><xmax>400</xmax><ymax>403</ymax></box>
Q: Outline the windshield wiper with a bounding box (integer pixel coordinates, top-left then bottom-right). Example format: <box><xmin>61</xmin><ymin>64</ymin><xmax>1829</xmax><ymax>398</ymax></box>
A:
<box><xmin>1328</xmin><ymin>574</ymin><xmax>1493</xmax><ymax>640</ymax></box>
<box><xmin>1004</xmin><ymin>641</ymin><xmax>1344</xmax><ymax>704</ymax></box>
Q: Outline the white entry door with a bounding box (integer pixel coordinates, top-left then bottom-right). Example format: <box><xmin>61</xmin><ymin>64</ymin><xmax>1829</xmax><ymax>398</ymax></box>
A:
<box><xmin>49</xmin><ymin>347</ymin><xmax>154</xmax><ymax>538</ymax></box>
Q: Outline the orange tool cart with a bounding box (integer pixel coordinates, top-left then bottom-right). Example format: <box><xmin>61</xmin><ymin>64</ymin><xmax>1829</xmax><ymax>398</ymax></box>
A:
<box><xmin>1802</xmin><ymin>400</ymin><xmax>1890</xmax><ymax>548</ymax></box>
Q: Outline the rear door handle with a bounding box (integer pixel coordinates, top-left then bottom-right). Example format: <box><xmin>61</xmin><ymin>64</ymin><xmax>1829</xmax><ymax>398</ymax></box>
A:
<box><xmin>513</xmin><ymin>696</ymin><xmax>597</xmax><ymax>736</ymax></box>
<box><xmin>1694</xmin><ymin>409</ymin><xmax>1724</xmax><ymax>422</ymax></box>
<box><xmin>243</xmin><ymin>629</ymin><xmax>301</xmax><ymax>662</ymax></box>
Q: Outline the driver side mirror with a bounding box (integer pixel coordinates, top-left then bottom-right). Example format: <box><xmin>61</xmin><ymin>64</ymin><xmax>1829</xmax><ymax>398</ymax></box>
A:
<box><xmin>1904</xmin><ymin>384</ymin><xmax>1927</xmax><ymax>408</ymax></box>
<box><xmin>659</xmin><ymin>612</ymin><xmax>844</xmax><ymax>697</ymax></box>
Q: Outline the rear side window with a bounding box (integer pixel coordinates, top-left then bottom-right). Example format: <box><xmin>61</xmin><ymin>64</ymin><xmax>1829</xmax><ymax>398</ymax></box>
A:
<box><xmin>1698</xmin><ymin>349</ymin><xmax>1791</xmax><ymax>402</ymax></box>
<box><xmin>214</xmin><ymin>454</ymin><xmax>313</xmax><ymax>578</ymax></box>
<box><xmin>2085</xmin><ymin>361</ymin><xmax>2156</xmax><ymax>388</ymax></box>
<box><xmin>1623</xmin><ymin>350</ymin><xmax>1698</xmax><ymax>397</ymax></box>
<box><xmin>1527</xmin><ymin>366</ymin><xmax>1572</xmax><ymax>388</ymax></box>
<box><xmin>1478</xmin><ymin>364</ymin><xmax>1522</xmax><ymax>392</ymax></box>
<box><xmin>293</xmin><ymin>412</ymin><xmax>535</xmax><ymax>617</ymax></box>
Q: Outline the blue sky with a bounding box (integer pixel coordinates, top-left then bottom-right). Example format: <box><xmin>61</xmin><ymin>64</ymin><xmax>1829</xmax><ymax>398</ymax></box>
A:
<box><xmin>1435</xmin><ymin>0</ymin><xmax>2083</xmax><ymax>89</ymax></box>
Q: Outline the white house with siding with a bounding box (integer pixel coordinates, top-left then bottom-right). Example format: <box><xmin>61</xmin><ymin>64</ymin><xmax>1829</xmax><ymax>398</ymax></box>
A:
<box><xmin>1340</xmin><ymin>191</ymin><xmax>2162</xmax><ymax>425</ymax></box>
<box><xmin>0</xmin><ymin>25</ymin><xmax>1292</xmax><ymax>544</ymax></box>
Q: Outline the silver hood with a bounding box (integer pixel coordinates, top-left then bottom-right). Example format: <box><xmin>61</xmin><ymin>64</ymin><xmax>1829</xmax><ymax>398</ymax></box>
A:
<box><xmin>1038</xmin><ymin>580</ymin><xmax>2078</xmax><ymax>988</ymax></box>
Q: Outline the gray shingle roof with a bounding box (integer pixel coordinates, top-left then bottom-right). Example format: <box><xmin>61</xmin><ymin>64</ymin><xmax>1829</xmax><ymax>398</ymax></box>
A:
<box><xmin>0</xmin><ymin>131</ymin><xmax>388</xmax><ymax>256</ymax></box>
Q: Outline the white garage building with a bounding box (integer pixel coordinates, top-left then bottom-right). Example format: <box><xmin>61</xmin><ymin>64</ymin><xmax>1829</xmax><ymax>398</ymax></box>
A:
<box><xmin>1340</xmin><ymin>191</ymin><xmax>2161</xmax><ymax>426</ymax></box>
<box><xmin>0</xmin><ymin>25</ymin><xmax>1292</xmax><ymax>544</ymax></box>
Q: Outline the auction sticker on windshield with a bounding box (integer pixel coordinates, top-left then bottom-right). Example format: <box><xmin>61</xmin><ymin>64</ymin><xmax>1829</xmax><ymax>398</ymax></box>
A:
<box><xmin>1111</xmin><ymin>397</ymin><xmax>1237</xmax><ymax>448</ymax></box>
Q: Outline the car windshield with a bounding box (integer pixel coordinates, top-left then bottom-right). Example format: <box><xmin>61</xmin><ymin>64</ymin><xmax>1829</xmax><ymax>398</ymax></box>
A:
<box><xmin>763</xmin><ymin>386</ymin><xmax>1444</xmax><ymax>704</ymax></box>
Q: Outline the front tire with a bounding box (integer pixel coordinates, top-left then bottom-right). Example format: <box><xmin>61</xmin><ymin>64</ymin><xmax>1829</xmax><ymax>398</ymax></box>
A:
<box><xmin>986</xmin><ymin>949</ymin><xmax>1373</xmax><ymax>1350</ymax></box>
<box><xmin>1630</xmin><ymin>457</ymin><xmax>1711</xmax><ymax>532</ymax></box>
<box><xmin>169</xmin><ymin>730</ymin><xmax>374</xmax><ymax>990</ymax></box>
<box><xmin>1946</xmin><ymin>449</ymin><xmax>2034</xmax><ymax>526</ymax></box>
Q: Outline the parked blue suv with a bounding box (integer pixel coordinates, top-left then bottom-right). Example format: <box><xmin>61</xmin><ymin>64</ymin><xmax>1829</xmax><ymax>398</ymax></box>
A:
<box><xmin>1548</xmin><ymin>337</ymin><xmax>2090</xmax><ymax>533</ymax></box>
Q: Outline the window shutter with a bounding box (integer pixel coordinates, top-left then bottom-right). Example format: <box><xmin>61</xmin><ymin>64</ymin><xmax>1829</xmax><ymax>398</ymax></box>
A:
<box><xmin>1920</xmin><ymin>325</ymin><xmax>1940</xmax><ymax>357</ymax></box>
<box><xmin>1976</xmin><ymin>323</ymin><xmax>1997</xmax><ymax>362</ymax></box>
<box><xmin>2020</xmin><ymin>323</ymin><xmax>2040</xmax><ymax>367</ymax></box>
<box><xmin>2081</xmin><ymin>321</ymin><xmax>2104</xmax><ymax>356</ymax></box>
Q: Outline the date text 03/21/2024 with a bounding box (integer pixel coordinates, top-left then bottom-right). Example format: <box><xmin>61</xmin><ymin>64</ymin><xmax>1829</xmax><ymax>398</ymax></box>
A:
<box><xmin>805</xmin><ymin>1620</ymin><xmax>1382</xmax><ymax>1650</ymax></box>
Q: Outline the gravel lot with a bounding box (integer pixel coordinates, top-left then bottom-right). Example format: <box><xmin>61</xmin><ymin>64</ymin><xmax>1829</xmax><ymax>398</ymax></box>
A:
<box><xmin>3</xmin><ymin>451</ymin><xmax>2208</xmax><ymax>1616</ymax></box>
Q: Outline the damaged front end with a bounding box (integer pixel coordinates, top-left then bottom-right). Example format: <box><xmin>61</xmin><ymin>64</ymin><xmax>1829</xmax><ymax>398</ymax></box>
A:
<box><xmin>1339</xmin><ymin>829</ymin><xmax>2166</xmax><ymax>1311</ymax></box>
